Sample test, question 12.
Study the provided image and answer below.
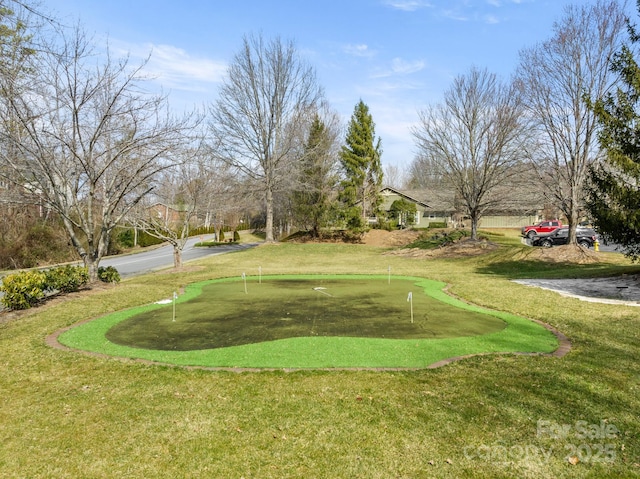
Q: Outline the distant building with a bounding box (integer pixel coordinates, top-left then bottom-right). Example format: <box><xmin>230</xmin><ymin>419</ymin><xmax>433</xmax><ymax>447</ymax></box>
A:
<box><xmin>146</xmin><ymin>203</ymin><xmax>186</xmax><ymax>226</ymax></box>
<box><xmin>378</xmin><ymin>186</ymin><xmax>543</xmax><ymax>229</ymax></box>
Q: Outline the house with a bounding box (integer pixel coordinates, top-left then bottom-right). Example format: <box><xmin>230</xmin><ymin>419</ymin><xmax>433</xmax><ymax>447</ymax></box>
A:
<box><xmin>147</xmin><ymin>203</ymin><xmax>186</xmax><ymax>225</ymax></box>
<box><xmin>378</xmin><ymin>186</ymin><xmax>544</xmax><ymax>229</ymax></box>
<box><xmin>379</xmin><ymin>186</ymin><xmax>447</xmax><ymax>227</ymax></box>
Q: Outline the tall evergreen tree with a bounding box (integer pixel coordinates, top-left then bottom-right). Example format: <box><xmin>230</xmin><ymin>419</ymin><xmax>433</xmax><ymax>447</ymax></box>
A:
<box><xmin>586</xmin><ymin>8</ymin><xmax>640</xmax><ymax>260</ymax></box>
<box><xmin>339</xmin><ymin>100</ymin><xmax>383</xmax><ymax>231</ymax></box>
<box><xmin>291</xmin><ymin>114</ymin><xmax>339</xmax><ymax>237</ymax></box>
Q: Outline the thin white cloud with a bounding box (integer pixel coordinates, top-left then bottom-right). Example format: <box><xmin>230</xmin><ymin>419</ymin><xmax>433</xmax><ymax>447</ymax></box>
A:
<box><xmin>434</xmin><ymin>0</ymin><xmax>529</xmax><ymax>23</ymax></box>
<box><xmin>372</xmin><ymin>58</ymin><xmax>426</xmax><ymax>78</ymax></box>
<box><xmin>391</xmin><ymin>58</ymin><xmax>425</xmax><ymax>75</ymax></box>
<box><xmin>384</xmin><ymin>0</ymin><xmax>432</xmax><ymax>12</ymax></box>
<box><xmin>441</xmin><ymin>9</ymin><xmax>469</xmax><ymax>22</ymax></box>
<box><xmin>343</xmin><ymin>43</ymin><xmax>376</xmax><ymax>58</ymax></box>
<box><xmin>145</xmin><ymin>44</ymin><xmax>227</xmax><ymax>89</ymax></box>
<box><xmin>484</xmin><ymin>14</ymin><xmax>500</xmax><ymax>24</ymax></box>
<box><xmin>113</xmin><ymin>40</ymin><xmax>227</xmax><ymax>91</ymax></box>
<box><xmin>486</xmin><ymin>0</ymin><xmax>529</xmax><ymax>6</ymax></box>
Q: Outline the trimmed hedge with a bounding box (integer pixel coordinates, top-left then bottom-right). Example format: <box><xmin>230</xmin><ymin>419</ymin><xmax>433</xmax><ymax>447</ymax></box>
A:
<box><xmin>0</xmin><ymin>270</ymin><xmax>47</xmax><ymax>310</ymax></box>
<box><xmin>1</xmin><ymin>264</ymin><xmax>119</xmax><ymax>310</ymax></box>
<box><xmin>98</xmin><ymin>266</ymin><xmax>121</xmax><ymax>283</ymax></box>
<box><xmin>44</xmin><ymin>265</ymin><xmax>89</xmax><ymax>294</ymax></box>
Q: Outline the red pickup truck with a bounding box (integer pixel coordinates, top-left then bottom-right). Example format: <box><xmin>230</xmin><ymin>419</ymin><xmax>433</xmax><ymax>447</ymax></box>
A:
<box><xmin>521</xmin><ymin>220</ymin><xmax>563</xmax><ymax>238</ymax></box>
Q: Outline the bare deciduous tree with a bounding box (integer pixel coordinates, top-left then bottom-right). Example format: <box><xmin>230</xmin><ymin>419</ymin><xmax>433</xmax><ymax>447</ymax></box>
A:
<box><xmin>0</xmin><ymin>26</ymin><xmax>198</xmax><ymax>281</ymax></box>
<box><xmin>412</xmin><ymin>67</ymin><xmax>530</xmax><ymax>239</ymax></box>
<box><xmin>132</xmin><ymin>146</ymin><xmax>212</xmax><ymax>269</ymax></box>
<box><xmin>383</xmin><ymin>163</ymin><xmax>407</xmax><ymax>189</ymax></box>
<box><xmin>405</xmin><ymin>153</ymin><xmax>446</xmax><ymax>190</ymax></box>
<box><xmin>209</xmin><ymin>33</ymin><xmax>323</xmax><ymax>242</ymax></box>
<box><xmin>516</xmin><ymin>0</ymin><xmax>628</xmax><ymax>243</ymax></box>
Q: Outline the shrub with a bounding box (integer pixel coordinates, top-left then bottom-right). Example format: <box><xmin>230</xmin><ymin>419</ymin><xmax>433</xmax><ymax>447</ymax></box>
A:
<box><xmin>98</xmin><ymin>266</ymin><xmax>121</xmax><ymax>283</ymax></box>
<box><xmin>407</xmin><ymin>229</ymin><xmax>472</xmax><ymax>249</ymax></box>
<box><xmin>191</xmin><ymin>225</ymin><xmax>217</xmax><ymax>236</ymax></box>
<box><xmin>0</xmin><ymin>270</ymin><xmax>47</xmax><ymax>310</ymax></box>
<box><xmin>233</xmin><ymin>230</ymin><xmax>240</xmax><ymax>242</ymax></box>
<box><xmin>44</xmin><ymin>265</ymin><xmax>89</xmax><ymax>294</ymax></box>
<box><xmin>388</xmin><ymin>199</ymin><xmax>417</xmax><ymax>227</ymax></box>
<box><xmin>427</xmin><ymin>222</ymin><xmax>448</xmax><ymax>229</ymax></box>
<box><xmin>116</xmin><ymin>228</ymin><xmax>135</xmax><ymax>248</ymax></box>
<box><xmin>136</xmin><ymin>230</ymin><xmax>164</xmax><ymax>247</ymax></box>
<box><xmin>218</xmin><ymin>229</ymin><xmax>225</xmax><ymax>242</ymax></box>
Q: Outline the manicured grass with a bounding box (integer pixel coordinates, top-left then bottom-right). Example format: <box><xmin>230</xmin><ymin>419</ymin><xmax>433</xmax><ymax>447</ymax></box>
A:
<box><xmin>1</xmin><ymin>237</ymin><xmax>639</xmax><ymax>478</ymax></box>
<box><xmin>58</xmin><ymin>275</ymin><xmax>555</xmax><ymax>368</ymax></box>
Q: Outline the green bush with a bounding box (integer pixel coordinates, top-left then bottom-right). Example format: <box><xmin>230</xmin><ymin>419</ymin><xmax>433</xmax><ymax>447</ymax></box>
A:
<box><xmin>233</xmin><ymin>230</ymin><xmax>240</xmax><ymax>242</ymax></box>
<box><xmin>191</xmin><ymin>225</ymin><xmax>217</xmax><ymax>236</ymax></box>
<box><xmin>0</xmin><ymin>270</ymin><xmax>47</xmax><ymax>310</ymax></box>
<box><xmin>427</xmin><ymin>221</ymin><xmax>447</xmax><ymax>229</ymax></box>
<box><xmin>116</xmin><ymin>229</ymin><xmax>135</xmax><ymax>248</ymax></box>
<box><xmin>388</xmin><ymin>199</ymin><xmax>417</xmax><ymax>227</ymax></box>
<box><xmin>98</xmin><ymin>266</ymin><xmax>121</xmax><ymax>283</ymax></box>
<box><xmin>137</xmin><ymin>230</ymin><xmax>164</xmax><ymax>248</ymax></box>
<box><xmin>218</xmin><ymin>229</ymin><xmax>225</xmax><ymax>242</ymax></box>
<box><xmin>44</xmin><ymin>265</ymin><xmax>89</xmax><ymax>293</ymax></box>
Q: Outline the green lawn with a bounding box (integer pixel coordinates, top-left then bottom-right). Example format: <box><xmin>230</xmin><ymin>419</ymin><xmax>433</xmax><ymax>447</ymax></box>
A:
<box><xmin>1</xmin><ymin>238</ymin><xmax>639</xmax><ymax>478</ymax></box>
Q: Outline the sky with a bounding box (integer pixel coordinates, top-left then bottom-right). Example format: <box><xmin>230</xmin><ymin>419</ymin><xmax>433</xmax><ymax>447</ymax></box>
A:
<box><xmin>41</xmin><ymin>0</ymin><xmax>636</xmax><ymax>171</ymax></box>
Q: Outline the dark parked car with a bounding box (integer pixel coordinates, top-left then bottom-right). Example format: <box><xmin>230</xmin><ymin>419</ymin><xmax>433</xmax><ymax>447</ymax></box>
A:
<box><xmin>530</xmin><ymin>227</ymin><xmax>597</xmax><ymax>248</ymax></box>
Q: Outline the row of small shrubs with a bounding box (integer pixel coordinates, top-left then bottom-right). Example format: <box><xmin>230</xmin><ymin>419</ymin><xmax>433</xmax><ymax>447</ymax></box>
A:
<box><xmin>0</xmin><ymin>265</ymin><xmax>120</xmax><ymax>310</ymax></box>
<box><xmin>116</xmin><ymin>229</ymin><xmax>165</xmax><ymax>248</ymax></box>
<box><xmin>427</xmin><ymin>222</ymin><xmax>448</xmax><ymax>229</ymax></box>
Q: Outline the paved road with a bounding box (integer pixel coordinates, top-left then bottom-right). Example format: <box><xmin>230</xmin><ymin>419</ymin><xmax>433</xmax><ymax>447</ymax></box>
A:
<box><xmin>100</xmin><ymin>236</ymin><xmax>259</xmax><ymax>278</ymax></box>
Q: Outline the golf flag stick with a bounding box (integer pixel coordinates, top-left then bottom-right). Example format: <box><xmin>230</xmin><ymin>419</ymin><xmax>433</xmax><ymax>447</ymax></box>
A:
<box><xmin>242</xmin><ymin>272</ymin><xmax>247</xmax><ymax>294</ymax></box>
<box><xmin>407</xmin><ymin>291</ymin><xmax>413</xmax><ymax>323</ymax></box>
<box><xmin>172</xmin><ymin>291</ymin><xmax>177</xmax><ymax>322</ymax></box>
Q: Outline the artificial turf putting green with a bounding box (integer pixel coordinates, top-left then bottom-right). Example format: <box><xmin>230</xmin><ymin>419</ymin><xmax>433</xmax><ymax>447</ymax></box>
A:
<box><xmin>58</xmin><ymin>275</ymin><xmax>559</xmax><ymax>368</ymax></box>
<box><xmin>106</xmin><ymin>277</ymin><xmax>506</xmax><ymax>350</ymax></box>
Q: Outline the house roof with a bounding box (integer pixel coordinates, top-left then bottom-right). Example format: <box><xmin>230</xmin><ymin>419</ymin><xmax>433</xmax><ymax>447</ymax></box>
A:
<box><xmin>380</xmin><ymin>186</ymin><xmax>430</xmax><ymax>208</ymax></box>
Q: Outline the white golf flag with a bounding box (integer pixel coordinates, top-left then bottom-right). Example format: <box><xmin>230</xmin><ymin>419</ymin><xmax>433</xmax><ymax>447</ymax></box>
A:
<box><xmin>173</xmin><ymin>291</ymin><xmax>177</xmax><ymax>300</ymax></box>
<box><xmin>407</xmin><ymin>292</ymin><xmax>412</xmax><ymax>302</ymax></box>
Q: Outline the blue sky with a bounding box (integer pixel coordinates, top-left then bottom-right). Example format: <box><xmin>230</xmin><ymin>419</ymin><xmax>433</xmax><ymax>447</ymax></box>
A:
<box><xmin>43</xmin><ymin>0</ymin><xmax>632</xmax><ymax>170</ymax></box>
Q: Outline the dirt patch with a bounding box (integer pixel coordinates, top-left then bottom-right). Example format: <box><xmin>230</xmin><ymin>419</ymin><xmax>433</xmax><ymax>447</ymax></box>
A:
<box><xmin>287</xmin><ymin>229</ymin><xmax>421</xmax><ymax>247</ymax></box>
<box><xmin>521</xmin><ymin>244</ymin><xmax>601</xmax><ymax>264</ymax></box>
<box><xmin>385</xmin><ymin>238</ymin><xmax>500</xmax><ymax>259</ymax></box>
<box><xmin>361</xmin><ymin>229</ymin><xmax>421</xmax><ymax>247</ymax></box>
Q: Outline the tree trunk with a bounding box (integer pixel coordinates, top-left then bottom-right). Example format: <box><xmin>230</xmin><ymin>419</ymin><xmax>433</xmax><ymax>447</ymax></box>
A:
<box><xmin>470</xmin><ymin>214</ymin><xmax>479</xmax><ymax>240</ymax></box>
<box><xmin>567</xmin><ymin>191</ymin><xmax>580</xmax><ymax>245</ymax></box>
<box><xmin>265</xmin><ymin>187</ymin><xmax>274</xmax><ymax>242</ymax></box>
<box><xmin>173</xmin><ymin>245</ymin><xmax>183</xmax><ymax>268</ymax></box>
<box><xmin>84</xmin><ymin>256</ymin><xmax>99</xmax><ymax>283</ymax></box>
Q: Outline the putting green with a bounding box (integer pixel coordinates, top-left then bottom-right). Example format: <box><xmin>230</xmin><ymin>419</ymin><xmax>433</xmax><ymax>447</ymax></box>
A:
<box><xmin>58</xmin><ymin>275</ymin><xmax>559</xmax><ymax>368</ymax></box>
